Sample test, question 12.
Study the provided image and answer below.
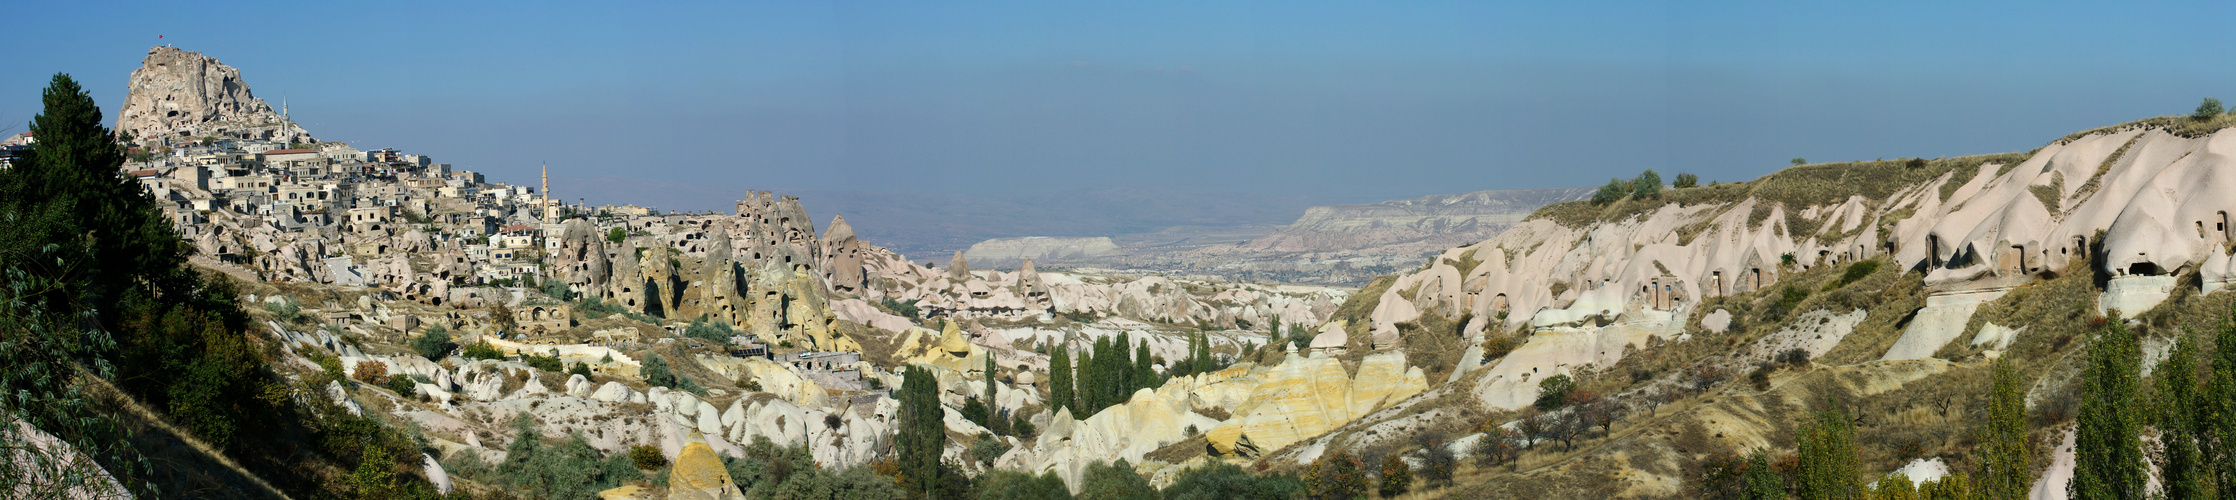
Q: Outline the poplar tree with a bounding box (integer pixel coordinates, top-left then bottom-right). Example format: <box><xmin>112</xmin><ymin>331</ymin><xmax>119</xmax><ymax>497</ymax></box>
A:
<box><xmin>1134</xmin><ymin>339</ymin><xmax>1154</xmax><ymax>391</ymax></box>
<box><xmin>1796</xmin><ymin>400</ymin><xmax>1860</xmax><ymax>500</ymax></box>
<box><xmin>1115</xmin><ymin>331</ymin><xmax>1135</xmax><ymax>397</ymax></box>
<box><xmin>983</xmin><ymin>353</ymin><xmax>1000</xmax><ymax>423</ymax></box>
<box><xmin>895</xmin><ymin>365</ymin><xmax>945</xmax><ymax>497</ymax></box>
<box><xmin>1078</xmin><ymin>342</ymin><xmax>1101</xmax><ymax>415</ymax></box>
<box><xmin>1050</xmin><ymin>345</ymin><xmax>1074</xmax><ymax>415</ymax></box>
<box><xmin>1979</xmin><ymin>360</ymin><xmax>2031</xmax><ymax>500</ymax></box>
<box><xmin>2209</xmin><ymin>315</ymin><xmax>2236</xmax><ymax>497</ymax></box>
<box><xmin>2155</xmin><ymin>338</ymin><xmax>2204</xmax><ymax>500</ymax></box>
<box><xmin>2072</xmin><ymin>318</ymin><xmax>2145</xmax><ymax>500</ymax></box>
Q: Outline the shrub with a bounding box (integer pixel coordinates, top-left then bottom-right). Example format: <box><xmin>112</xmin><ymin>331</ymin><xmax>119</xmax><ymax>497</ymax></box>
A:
<box><xmin>473</xmin><ymin>412</ymin><xmax>645</xmax><ymax>498</ymax></box>
<box><xmin>629</xmin><ymin>445</ymin><xmax>667</xmax><ymax>469</ymax></box>
<box><xmin>1482</xmin><ymin>335</ymin><xmax>1519</xmax><ymax>360</ymax></box>
<box><xmin>1792</xmin><ymin>157</ymin><xmax>1807</xmax><ymax>166</ymax></box>
<box><xmin>353</xmin><ymin>360</ymin><xmax>389</xmax><ymax>384</ymax></box>
<box><xmin>383</xmin><ymin>376</ymin><xmax>416</xmax><ymax>396</ymax></box>
<box><xmin>1302</xmin><ymin>451</ymin><xmax>1367</xmax><ymax>500</ymax></box>
<box><xmin>1161</xmin><ymin>461</ymin><xmax>1306</xmax><ymax>500</ymax></box>
<box><xmin>641</xmin><ymin>353</ymin><xmax>677</xmax><ymax>388</ymax></box>
<box><xmin>1776</xmin><ymin>348</ymin><xmax>1812</xmax><ymax>367</ymax></box>
<box><xmin>1415</xmin><ymin>433</ymin><xmax>1457</xmax><ymax>490</ymax></box>
<box><xmin>737</xmin><ymin>377</ymin><xmax>763</xmax><ymax>392</ymax></box>
<box><xmin>970</xmin><ymin>434</ymin><xmax>1011</xmax><ymax>466</ymax></box>
<box><xmin>1079</xmin><ymin>459</ymin><xmax>1157</xmax><ymax>500</ymax></box>
<box><xmin>683</xmin><ymin>316</ymin><xmax>735</xmax><ymax>344</ymax></box>
<box><xmin>1473</xmin><ymin>427</ymin><xmax>1521</xmax><ymax>466</ymax></box>
<box><xmin>411</xmin><ymin>325</ymin><xmax>455</xmax><ymax>360</ymax></box>
<box><xmin>540</xmin><ymin>279</ymin><xmax>575</xmax><ymax>302</ymax></box>
<box><xmin>1378</xmin><ymin>453</ymin><xmax>1412</xmax><ymax>498</ymax></box>
<box><xmin>973</xmin><ymin>469</ymin><xmax>1071</xmax><ymax>500</ymax></box>
<box><xmin>1592</xmin><ymin>178</ymin><xmax>1630</xmax><ymax>205</ymax></box>
<box><xmin>1749</xmin><ymin>365</ymin><xmax>1773</xmax><ymax>391</ymax></box>
<box><xmin>1632</xmin><ymin>169</ymin><xmax>1663</xmax><ymax>200</ymax></box>
<box><xmin>265</xmin><ymin>297</ymin><xmax>302</xmax><ymax>324</ymax></box>
<box><xmin>461</xmin><ymin>341</ymin><xmax>505</xmax><ymax>361</ymax></box>
<box><xmin>524</xmin><ymin>353</ymin><xmax>563</xmax><ymax>373</ymax></box>
<box><xmin>606</xmin><ymin>227</ymin><xmax>627</xmax><ymax>244</ymax></box>
<box><xmin>1534</xmin><ymin>374</ymin><xmax>1576</xmax><ymax>410</ymax></box>
<box><xmin>1673</xmin><ymin>172</ymin><xmax>1699</xmax><ymax>189</ymax></box>
<box><xmin>568</xmin><ymin>362</ymin><xmax>594</xmax><ymax>379</ymax></box>
<box><xmin>2197</xmin><ymin>97</ymin><xmax>2225</xmax><ymax>120</ymax></box>
<box><xmin>879</xmin><ymin>298</ymin><xmax>920</xmax><ymax>319</ymax></box>
<box><xmin>1827</xmin><ymin>260</ymin><xmax>1881</xmax><ymax>290</ymax></box>
<box><xmin>1010</xmin><ymin>416</ymin><xmax>1037</xmax><ymax>440</ymax></box>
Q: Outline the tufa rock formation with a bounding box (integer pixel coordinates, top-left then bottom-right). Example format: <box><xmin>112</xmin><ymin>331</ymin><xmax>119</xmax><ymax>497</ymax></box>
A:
<box><xmin>117</xmin><ymin>46</ymin><xmax>312</xmax><ymax>145</ymax></box>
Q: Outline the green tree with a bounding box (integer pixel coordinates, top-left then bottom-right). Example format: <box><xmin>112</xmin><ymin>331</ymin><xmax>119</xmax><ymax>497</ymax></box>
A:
<box><xmin>1592</xmin><ymin>178</ymin><xmax>1630</xmax><ymax>205</ymax></box>
<box><xmin>1796</xmin><ymin>400</ymin><xmax>1860</xmax><ymax>500</ymax></box>
<box><xmin>1134</xmin><ymin>339</ymin><xmax>1155</xmax><ymax>392</ymax></box>
<box><xmin>2072</xmin><ymin>318</ymin><xmax>2145</xmax><ymax>500</ymax></box>
<box><xmin>1377</xmin><ymin>453</ymin><xmax>1412</xmax><ymax>498</ymax></box>
<box><xmin>606</xmin><ymin>226</ymin><xmax>627</xmax><ymax>244</ymax></box>
<box><xmin>1303</xmin><ymin>451</ymin><xmax>1367</xmax><ymax>500</ymax></box>
<box><xmin>1674</xmin><ymin>172</ymin><xmax>1700</xmax><ymax>189</ymax></box>
<box><xmin>1079</xmin><ymin>342</ymin><xmax>1102</xmax><ymax>415</ymax></box>
<box><xmin>896</xmin><ymin>365</ymin><xmax>947</xmax><ymax>497</ymax></box>
<box><xmin>2197</xmin><ymin>97</ymin><xmax>2226</xmax><ymax>120</ymax></box>
<box><xmin>1162</xmin><ymin>461</ymin><xmax>1305</xmax><ymax>500</ymax></box>
<box><xmin>1534</xmin><ymin>374</ymin><xmax>1576</xmax><ymax>410</ymax></box>
<box><xmin>2154</xmin><ymin>337</ymin><xmax>2205</xmax><ymax>500</ymax></box>
<box><xmin>1078</xmin><ymin>459</ymin><xmax>1157</xmax><ymax>500</ymax></box>
<box><xmin>2208</xmin><ymin>314</ymin><xmax>2236</xmax><ymax>498</ymax></box>
<box><xmin>411</xmin><ymin>324</ymin><xmax>455</xmax><ymax>360</ymax></box>
<box><xmin>641</xmin><ymin>353</ymin><xmax>677</xmax><ymax>388</ymax></box>
<box><xmin>1978</xmin><ymin>360</ymin><xmax>2031</xmax><ymax>500</ymax></box>
<box><xmin>1632</xmin><ymin>169</ymin><xmax>1663</xmax><ymax>199</ymax></box>
<box><xmin>1050</xmin><ymin>344</ymin><xmax>1075</xmax><ymax>416</ymax></box>
<box><xmin>1792</xmin><ymin>158</ymin><xmax>1807</xmax><ymax>166</ymax></box>
<box><xmin>1743</xmin><ymin>451</ymin><xmax>1784</xmax><ymax>500</ymax></box>
<box><xmin>973</xmin><ymin>469</ymin><xmax>1071</xmax><ymax>500</ymax></box>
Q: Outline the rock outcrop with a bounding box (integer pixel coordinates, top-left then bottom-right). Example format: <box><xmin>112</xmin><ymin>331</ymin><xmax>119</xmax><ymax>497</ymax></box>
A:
<box><xmin>666</xmin><ymin>440</ymin><xmax>745</xmax><ymax>500</ymax></box>
<box><xmin>117</xmin><ymin>46</ymin><xmax>311</xmax><ymax>145</ymax></box>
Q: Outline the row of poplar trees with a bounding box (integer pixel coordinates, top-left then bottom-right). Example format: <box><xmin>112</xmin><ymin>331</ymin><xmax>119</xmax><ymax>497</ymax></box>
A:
<box><xmin>2071</xmin><ymin>314</ymin><xmax>2236</xmax><ymax>500</ymax></box>
<box><xmin>1748</xmin><ymin>310</ymin><xmax>2236</xmax><ymax>500</ymax></box>
<box><xmin>1048</xmin><ymin>330</ymin><xmax>1221</xmax><ymax>418</ymax></box>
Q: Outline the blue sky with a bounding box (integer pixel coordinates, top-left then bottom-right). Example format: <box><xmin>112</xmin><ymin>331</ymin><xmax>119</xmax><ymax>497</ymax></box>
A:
<box><xmin>7</xmin><ymin>1</ymin><xmax>2235</xmax><ymax>205</ymax></box>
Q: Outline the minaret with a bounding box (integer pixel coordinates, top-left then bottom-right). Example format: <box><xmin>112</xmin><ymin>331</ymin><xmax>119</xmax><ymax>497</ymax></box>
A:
<box><xmin>541</xmin><ymin>163</ymin><xmax>559</xmax><ymax>221</ymax></box>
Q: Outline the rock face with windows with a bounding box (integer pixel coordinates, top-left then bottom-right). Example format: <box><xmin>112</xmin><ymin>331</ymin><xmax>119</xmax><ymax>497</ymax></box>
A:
<box><xmin>1367</xmin><ymin>123</ymin><xmax>2236</xmax><ymax>412</ymax></box>
<box><xmin>117</xmin><ymin>46</ymin><xmax>312</xmax><ymax>144</ymax></box>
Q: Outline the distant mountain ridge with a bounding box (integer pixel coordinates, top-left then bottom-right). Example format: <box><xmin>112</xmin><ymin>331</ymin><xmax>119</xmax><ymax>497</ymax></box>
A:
<box><xmin>1236</xmin><ymin>187</ymin><xmax>1596</xmax><ymax>255</ymax></box>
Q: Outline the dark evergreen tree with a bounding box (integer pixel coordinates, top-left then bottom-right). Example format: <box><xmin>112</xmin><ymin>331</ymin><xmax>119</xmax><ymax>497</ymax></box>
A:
<box><xmin>1081</xmin><ymin>338</ymin><xmax>1104</xmax><ymax>414</ymax></box>
<box><xmin>984</xmin><ymin>352</ymin><xmax>1000</xmax><ymax>418</ymax></box>
<box><xmin>1115</xmin><ymin>331</ymin><xmax>1135</xmax><ymax>398</ymax></box>
<box><xmin>2073</xmin><ymin>318</ymin><xmax>2145</xmax><ymax>500</ymax></box>
<box><xmin>1980</xmin><ymin>360</ymin><xmax>2031</xmax><ymax>500</ymax></box>
<box><xmin>1050</xmin><ymin>345</ymin><xmax>1075</xmax><ymax>415</ymax></box>
<box><xmin>895</xmin><ymin>365</ymin><xmax>946</xmax><ymax>497</ymax></box>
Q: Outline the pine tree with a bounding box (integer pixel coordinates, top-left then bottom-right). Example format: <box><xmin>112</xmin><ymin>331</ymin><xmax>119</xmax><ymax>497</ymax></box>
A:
<box><xmin>2206</xmin><ymin>314</ymin><xmax>2236</xmax><ymax>498</ymax></box>
<box><xmin>1796</xmin><ymin>400</ymin><xmax>1860</xmax><ymax>500</ymax></box>
<box><xmin>895</xmin><ymin>365</ymin><xmax>946</xmax><ymax>496</ymax></box>
<box><xmin>1050</xmin><ymin>345</ymin><xmax>1074</xmax><ymax>415</ymax></box>
<box><xmin>0</xmin><ymin>73</ymin><xmax>189</xmax><ymax>316</ymax></box>
<box><xmin>2072</xmin><ymin>318</ymin><xmax>2145</xmax><ymax>500</ymax></box>
<box><xmin>1979</xmin><ymin>360</ymin><xmax>2031</xmax><ymax>500</ymax></box>
<box><xmin>2156</xmin><ymin>337</ymin><xmax>2205</xmax><ymax>500</ymax></box>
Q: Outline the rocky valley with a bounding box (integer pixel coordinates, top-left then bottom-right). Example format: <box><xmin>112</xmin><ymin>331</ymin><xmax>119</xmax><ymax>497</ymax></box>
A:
<box><xmin>7</xmin><ymin>42</ymin><xmax>2236</xmax><ymax>500</ymax></box>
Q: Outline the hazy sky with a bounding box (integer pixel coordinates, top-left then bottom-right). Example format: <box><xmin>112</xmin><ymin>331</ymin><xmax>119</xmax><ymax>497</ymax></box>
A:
<box><xmin>8</xmin><ymin>1</ymin><xmax>2236</xmax><ymax>203</ymax></box>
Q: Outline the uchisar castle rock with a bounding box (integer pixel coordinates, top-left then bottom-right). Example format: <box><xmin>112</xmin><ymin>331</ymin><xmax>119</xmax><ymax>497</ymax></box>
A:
<box><xmin>51</xmin><ymin>45</ymin><xmax>2236</xmax><ymax>498</ymax></box>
